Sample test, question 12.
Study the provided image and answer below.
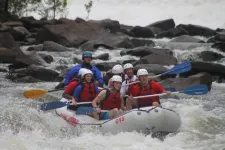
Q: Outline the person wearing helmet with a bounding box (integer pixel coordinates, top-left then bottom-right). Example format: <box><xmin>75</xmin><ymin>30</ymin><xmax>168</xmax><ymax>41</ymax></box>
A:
<box><xmin>107</xmin><ymin>64</ymin><xmax>125</xmax><ymax>88</ymax></box>
<box><xmin>71</xmin><ymin>69</ymin><xmax>100</xmax><ymax>106</ymax></box>
<box><xmin>64</xmin><ymin>51</ymin><xmax>104</xmax><ymax>87</ymax></box>
<box><xmin>120</xmin><ymin>63</ymin><xmax>138</xmax><ymax>101</ymax></box>
<box><xmin>92</xmin><ymin>75</ymin><xmax>126</xmax><ymax>120</ymax></box>
<box><xmin>62</xmin><ymin>68</ymin><xmax>88</xmax><ymax>101</ymax></box>
<box><xmin>126</xmin><ymin>69</ymin><xmax>171</xmax><ymax>110</ymax></box>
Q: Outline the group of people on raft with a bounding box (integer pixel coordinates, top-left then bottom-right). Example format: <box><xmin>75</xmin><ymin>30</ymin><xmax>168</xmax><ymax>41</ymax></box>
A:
<box><xmin>62</xmin><ymin>51</ymin><xmax>171</xmax><ymax>120</ymax></box>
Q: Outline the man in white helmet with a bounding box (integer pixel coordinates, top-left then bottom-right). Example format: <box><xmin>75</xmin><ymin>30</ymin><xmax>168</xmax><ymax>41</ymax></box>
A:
<box><xmin>92</xmin><ymin>75</ymin><xmax>126</xmax><ymax>120</ymax></box>
<box><xmin>120</xmin><ymin>63</ymin><xmax>138</xmax><ymax>101</ymax></box>
<box><xmin>107</xmin><ymin>64</ymin><xmax>125</xmax><ymax>88</ymax></box>
<box><xmin>126</xmin><ymin>69</ymin><xmax>170</xmax><ymax>110</ymax></box>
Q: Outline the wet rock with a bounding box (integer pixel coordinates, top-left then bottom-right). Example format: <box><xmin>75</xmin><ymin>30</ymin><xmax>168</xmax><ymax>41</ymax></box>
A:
<box><xmin>156</xmin><ymin>27</ymin><xmax>188</xmax><ymax>38</ymax></box>
<box><xmin>161</xmin><ymin>72</ymin><xmax>212</xmax><ymax>91</ymax></box>
<box><xmin>95</xmin><ymin>62</ymin><xmax>118</xmax><ymax>71</ymax></box>
<box><xmin>177</xmin><ymin>24</ymin><xmax>216</xmax><ymax>37</ymax></box>
<box><xmin>200</xmin><ymin>51</ymin><xmax>224</xmax><ymax>61</ymax></box>
<box><xmin>130</xmin><ymin>26</ymin><xmax>155</xmax><ymax>38</ymax></box>
<box><xmin>126</xmin><ymin>46</ymin><xmax>173</xmax><ymax>57</ymax></box>
<box><xmin>147</xmin><ymin>18</ymin><xmax>175</xmax><ymax>31</ymax></box>
<box><xmin>93</xmin><ymin>53</ymin><xmax>109</xmax><ymax>60</ymax></box>
<box><xmin>39</xmin><ymin>53</ymin><xmax>54</xmax><ymax>64</ymax></box>
<box><xmin>134</xmin><ymin>64</ymin><xmax>168</xmax><ymax>75</ymax></box>
<box><xmin>89</xmin><ymin>18</ymin><xmax>120</xmax><ymax>33</ymax></box>
<box><xmin>170</xmin><ymin>35</ymin><xmax>204</xmax><ymax>43</ymax></box>
<box><xmin>180</xmin><ymin>61</ymin><xmax>225</xmax><ymax>80</ymax></box>
<box><xmin>211</xmin><ymin>42</ymin><xmax>225</xmax><ymax>52</ymax></box>
<box><xmin>43</xmin><ymin>41</ymin><xmax>72</xmax><ymax>52</ymax></box>
<box><xmin>137</xmin><ymin>54</ymin><xmax>177</xmax><ymax>65</ymax></box>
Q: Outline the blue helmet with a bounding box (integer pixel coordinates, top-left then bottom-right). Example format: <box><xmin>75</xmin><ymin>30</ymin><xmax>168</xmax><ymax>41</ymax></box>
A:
<box><xmin>82</xmin><ymin>51</ymin><xmax>92</xmax><ymax>59</ymax></box>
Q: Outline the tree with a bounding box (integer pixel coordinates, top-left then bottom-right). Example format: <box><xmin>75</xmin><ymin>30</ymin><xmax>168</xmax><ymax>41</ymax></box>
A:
<box><xmin>3</xmin><ymin>0</ymin><xmax>41</xmax><ymax>17</ymax></box>
<box><xmin>84</xmin><ymin>0</ymin><xmax>93</xmax><ymax>20</ymax></box>
<box><xmin>36</xmin><ymin>0</ymin><xmax>67</xmax><ymax>19</ymax></box>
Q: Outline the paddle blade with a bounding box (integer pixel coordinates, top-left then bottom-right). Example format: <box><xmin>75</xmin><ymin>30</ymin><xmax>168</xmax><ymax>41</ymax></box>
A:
<box><xmin>161</xmin><ymin>61</ymin><xmax>191</xmax><ymax>75</ymax></box>
<box><xmin>179</xmin><ymin>84</ymin><xmax>208</xmax><ymax>95</ymax></box>
<box><xmin>164</xmin><ymin>87</ymin><xmax>176</xmax><ymax>92</ymax></box>
<box><xmin>24</xmin><ymin>90</ymin><xmax>48</xmax><ymax>99</ymax></box>
<box><xmin>76</xmin><ymin>106</ymin><xmax>96</xmax><ymax>115</ymax></box>
<box><xmin>40</xmin><ymin>101</ymin><xmax>68</xmax><ymax>111</ymax></box>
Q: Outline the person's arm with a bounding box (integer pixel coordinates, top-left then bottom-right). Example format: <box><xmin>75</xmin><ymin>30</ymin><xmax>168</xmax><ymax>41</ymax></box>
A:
<box><xmin>153</xmin><ymin>81</ymin><xmax>171</xmax><ymax>96</ymax></box>
<box><xmin>62</xmin><ymin>92</ymin><xmax>74</xmax><ymax>100</ymax></box>
<box><xmin>72</xmin><ymin>85</ymin><xmax>83</xmax><ymax>106</ymax></box>
<box><xmin>92</xmin><ymin>90</ymin><xmax>106</xmax><ymax>113</ymax></box>
<box><xmin>120</xmin><ymin>81</ymin><xmax>127</xmax><ymax>100</ymax></box>
<box><xmin>93</xmin><ymin>66</ymin><xmax>104</xmax><ymax>86</ymax></box>
<box><xmin>94</xmin><ymin>83</ymin><xmax>100</xmax><ymax>94</ymax></box>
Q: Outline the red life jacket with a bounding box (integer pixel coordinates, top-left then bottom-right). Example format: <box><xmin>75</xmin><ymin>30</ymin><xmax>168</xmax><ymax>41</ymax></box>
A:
<box><xmin>65</xmin><ymin>78</ymin><xmax>80</xmax><ymax>95</ymax></box>
<box><xmin>79</xmin><ymin>83</ymin><xmax>97</xmax><ymax>102</ymax></box>
<box><xmin>127</xmin><ymin>78</ymin><xmax>139</xmax><ymax>95</ymax></box>
<box><xmin>135</xmin><ymin>82</ymin><xmax>160</xmax><ymax>106</ymax></box>
<box><xmin>101</xmin><ymin>89</ymin><xmax>121</xmax><ymax>110</ymax></box>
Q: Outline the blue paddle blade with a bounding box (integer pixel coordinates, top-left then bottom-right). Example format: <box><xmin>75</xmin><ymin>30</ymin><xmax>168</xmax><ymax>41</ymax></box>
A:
<box><xmin>164</xmin><ymin>87</ymin><xmax>176</xmax><ymax>92</ymax></box>
<box><xmin>161</xmin><ymin>61</ymin><xmax>191</xmax><ymax>75</ymax></box>
<box><xmin>76</xmin><ymin>106</ymin><xmax>96</xmax><ymax>115</ymax></box>
<box><xmin>179</xmin><ymin>84</ymin><xmax>208</xmax><ymax>95</ymax></box>
<box><xmin>40</xmin><ymin>101</ymin><xmax>68</xmax><ymax>111</ymax></box>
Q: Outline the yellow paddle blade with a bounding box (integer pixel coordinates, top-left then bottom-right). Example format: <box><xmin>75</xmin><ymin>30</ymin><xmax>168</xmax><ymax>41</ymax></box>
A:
<box><xmin>23</xmin><ymin>89</ymin><xmax>48</xmax><ymax>99</ymax></box>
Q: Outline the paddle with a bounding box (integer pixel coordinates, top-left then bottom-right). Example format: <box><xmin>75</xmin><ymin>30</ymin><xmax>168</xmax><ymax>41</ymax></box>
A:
<box><xmin>40</xmin><ymin>101</ymin><xmax>92</xmax><ymax>111</ymax></box>
<box><xmin>122</xmin><ymin>61</ymin><xmax>191</xmax><ymax>87</ymax></box>
<box><xmin>76</xmin><ymin>106</ymin><xmax>109</xmax><ymax>115</ymax></box>
<box><xmin>126</xmin><ymin>84</ymin><xmax>208</xmax><ymax>99</ymax></box>
<box><xmin>24</xmin><ymin>89</ymin><xmax>64</xmax><ymax>99</ymax></box>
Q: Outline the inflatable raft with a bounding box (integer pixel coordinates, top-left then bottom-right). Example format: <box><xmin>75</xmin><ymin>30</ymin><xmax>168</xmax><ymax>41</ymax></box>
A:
<box><xmin>55</xmin><ymin>98</ymin><xmax>181</xmax><ymax>135</ymax></box>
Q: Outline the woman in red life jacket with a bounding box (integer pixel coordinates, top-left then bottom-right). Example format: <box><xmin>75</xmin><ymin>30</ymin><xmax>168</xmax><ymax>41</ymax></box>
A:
<box><xmin>126</xmin><ymin>69</ymin><xmax>171</xmax><ymax>110</ymax></box>
<box><xmin>71</xmin><ymin>69</ymin><xmax>99</xmax><ymax>106</ymax></box>
<box><xmin>62</xmin><ymin>68</ymin><xmax>87</xmax><ymax>101</ymax></box>
<box><xmin>92</xmin><ymin>75</ymin><xmax>126</xmax><ymax>120</ymax></box>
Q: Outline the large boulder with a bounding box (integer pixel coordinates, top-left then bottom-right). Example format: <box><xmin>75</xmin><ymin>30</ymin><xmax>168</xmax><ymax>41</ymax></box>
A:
<box><xmin>130</xmin><ymin>26</ymin><xmax>155</xmax><ymax>38</ymax></box>
<box><xmin>136</xmin><ymin>54</ymin><xmax>177</xmax><ymax>65</ymax></box>
<box><xmin>161</xmin><ymin>72</ymin><xmax>212</xmax><ymax>91</ymax></box>
<box><xmin>134</xmin><ymin>64</ymin><xmax>168</xmax><ymax>75</ymax></box>
<box><xmin>211</xmin><ymin>42</ymin><xmax>225</xmax><ymax>52</ymax></box>
<box><xmin>0</xmin><ymin>48</ymin><xmax>17</xmax><ymax>63</ymax></box>
<box><xmin>95</xmin><ymin>62</ymin><xmax>119</xmax><ymax>71</ymax></box>
<box><xmin>89</xmin><ymin>18</ymin><xmax>120</xmax><ymax>33</ymax></box>
<box><xmin>176</xmin><ymin>24</ymin><xmax>216</xmax><ymax>37</ymax></box>
<box><xmin>147</xmin><ymin>18</ymin><xmax>175</xmax><ymax>31</ymax></box>
<box><xmin>126</xmin><ymin>46</ymin><xmax>173</xmax><ymax>57</ymax></box>
<box><xmin>43</xmin><ymin>41</ymin><xmax>72</xmax><ymax>52</ymax></box>
<box><xmin>180</xmin><ymin>61</ymin><xmax>225</xmax><ymax>80</ymax></box>
<box><xmin>8</xmin><ymin>65</ymin><xmax>59</xmax><ymax>82</ymax></box>
<box><xmin>156</xmin><ymin>27</ymin><xmax>188</xmax><ymax>38</ymax></box>
<box><xmin>200</xmin><ymin>51</ymin><xmax>224</xmax><ymax>61</ymax></box>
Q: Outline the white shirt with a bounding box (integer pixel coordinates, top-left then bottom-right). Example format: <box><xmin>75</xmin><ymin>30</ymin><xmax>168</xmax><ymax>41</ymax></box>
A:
<box><xmin>120</xmin><ymin>75</ymin><xmax>137</xmax><ymax>98</ymax></box>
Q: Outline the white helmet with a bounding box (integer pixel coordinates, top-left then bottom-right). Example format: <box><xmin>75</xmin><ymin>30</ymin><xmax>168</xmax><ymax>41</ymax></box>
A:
<box><xmin>111</xmin><ymin>75</ymin><xmax>122</xmax><ymax>83</ymax></box>
<box><xmin>112</xmin><ymin>64</ymin><xmax>124</xmax><ymax>74</ymax></box>
<box><xmin>137</xmin><ymin>69</ymin><xmax>148</xmax><ymax>77</ymax></box>
<box><xmin>81</xmin><ymin>69</ymin><xmax>93</xmax><ymax>78</ymax></box>
<box><xmin>123</xmin><ymin>63</ymin><xmax>134</xmax><ymax>70</ymax></box>
<box><xmin>78</xmin><ymin>68</ymin><xmax>88</xmax><ymax>77</ymax></box>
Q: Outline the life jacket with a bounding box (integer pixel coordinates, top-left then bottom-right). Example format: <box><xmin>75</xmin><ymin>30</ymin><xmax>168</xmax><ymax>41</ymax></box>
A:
<box><xmin>69</xmin><ymin>78</ymin><xmax>79</xmax><ymax>84</ymax></box>
<box><xmin>65</xmin><ymin>78</ymin><xmax>80</xmax><ymax>95</ymax></box>
<box><xmin>101</xmin><ymin>89</ymin><xmax>121</xmax><ymax>110</ymax></box>
<box><xmin>79</xmin><ymin>83</ymin><xmax>98</xmax><ymax>102</ymax></box>
<box><xmin>127</xmin><ymin>78</ymin><xmax>139</xmax><ymax>95</ymax></box>
<box><xmin>135</xmin><ymin>81</ymin><xmax>160</xmax><ymax>107</ymax></box>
